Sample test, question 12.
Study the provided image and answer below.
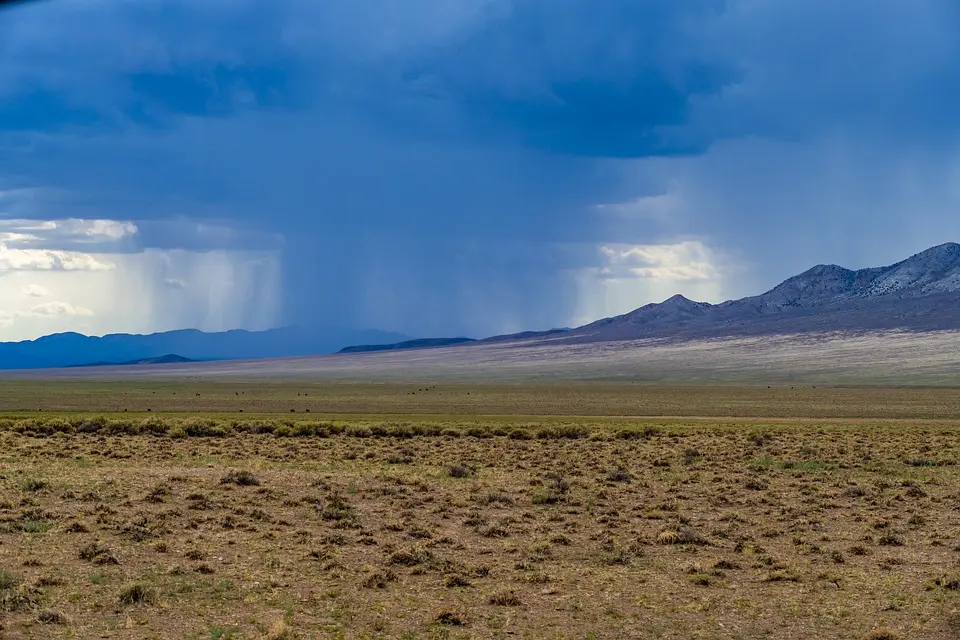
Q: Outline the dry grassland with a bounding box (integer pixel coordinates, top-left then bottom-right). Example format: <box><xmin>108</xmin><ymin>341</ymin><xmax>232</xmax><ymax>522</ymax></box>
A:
<box><xmin>2</xmin><ymin>384</ymin><xmax>960</xmax><ymax>638</ymax></box>
<box><xmin>2</xmin><ymin>380</ymin><xmax>960</xmax><ymax>419</ymax></box>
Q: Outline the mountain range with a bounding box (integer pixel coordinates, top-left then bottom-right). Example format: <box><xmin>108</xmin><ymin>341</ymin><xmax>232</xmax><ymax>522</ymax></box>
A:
<box><xmin>2</xmin><ymin>243</ymin><xmax>959</xmax><ymax>370</ymax></box>
<box><xmin>564</xmin><ymin>241</ymin><xmax>960</xmax><ymax>342</ymax></box>
<box><xmin>339</xmin><ymin>242</ymin><xmax>960</xmax><ymax>352</ymax></box>
<box><xmin>0</xmin><ymin>326</ymin><xmax>409</xmax><ymax>370</ymax></box>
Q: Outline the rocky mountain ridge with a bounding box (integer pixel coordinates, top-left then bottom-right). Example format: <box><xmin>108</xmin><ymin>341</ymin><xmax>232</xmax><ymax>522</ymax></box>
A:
<box><xmin>572</xmin><ymin>242</ymin><xmax>960</xmax><ymax>341</ymax></box>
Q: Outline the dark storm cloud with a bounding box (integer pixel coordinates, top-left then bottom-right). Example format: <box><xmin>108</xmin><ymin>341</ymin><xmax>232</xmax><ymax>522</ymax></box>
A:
<box><xmin>5</xmin><ymin>1</ymin><xmax>959</xmax><ymax>146</ymax></box>
<box><xmin>2</xmin><ymin>0</ymin><xmax>960</xmax><ymax>335</ymax></box>
<box><xmin>384</xmin><ymin>0</ymin><xmax>736</xmax><ymax>157</ymax></box>
<box><xmin>0</xmin><ymin>0</ymin><xmax>737</xmax><ymax>150</ymax></box>
<box><xmin>126</xmin><ymin>63</ymin><xmax>295</xmax><ymax>124</ymax></box>
<box><xmin>0</xmin><ymin>87</ymin><xmax>102</xmax><ymax>132</ymax></box>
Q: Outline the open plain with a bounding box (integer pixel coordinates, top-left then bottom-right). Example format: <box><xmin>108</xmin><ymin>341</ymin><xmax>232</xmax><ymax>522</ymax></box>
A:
<box><xmin>6</xmin><ymin>330</ymin><xmax>960</xmax><ymax>386</ymax></box>
<box><xmin>1</xmin><ymin>382</ymin><xmax>960</xmax><ymax>639</ymax></box>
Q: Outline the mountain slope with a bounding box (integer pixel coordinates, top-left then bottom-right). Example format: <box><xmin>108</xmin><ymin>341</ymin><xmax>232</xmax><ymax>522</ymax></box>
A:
<box><xmin>0</xmin><ymin>326</ymin><xmax>411</xmax><ymax>370</ymax></box>
<box><xmin>741</xmin><ymin>242</ymin><xmax>960</xmax><ymax>311</ymax></box>
<box><xmin>570</xmin><ymin>242</ymin><xmax>960</xmax><ymax>342</ymax></box>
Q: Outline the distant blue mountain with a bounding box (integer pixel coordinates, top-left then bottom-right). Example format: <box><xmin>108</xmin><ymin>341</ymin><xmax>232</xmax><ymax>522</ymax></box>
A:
<box><xmin>0</xmin><ymin>326</ymin><xmax>411</xmax><ymax>370</ymax></box>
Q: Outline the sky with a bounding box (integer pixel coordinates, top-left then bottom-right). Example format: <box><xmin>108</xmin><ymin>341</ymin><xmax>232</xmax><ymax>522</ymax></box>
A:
<box><xmin>1</xmin><ymin>0</ymin><xmax>960</xmax><ymax>341</ymax></box>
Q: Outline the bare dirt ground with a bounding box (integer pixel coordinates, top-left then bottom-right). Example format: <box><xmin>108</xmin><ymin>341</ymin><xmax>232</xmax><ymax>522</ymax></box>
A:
<box><xmin>3</xmin><ymin>392</ymin><xmax>960</xmax><ymax>638</ymax></box>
